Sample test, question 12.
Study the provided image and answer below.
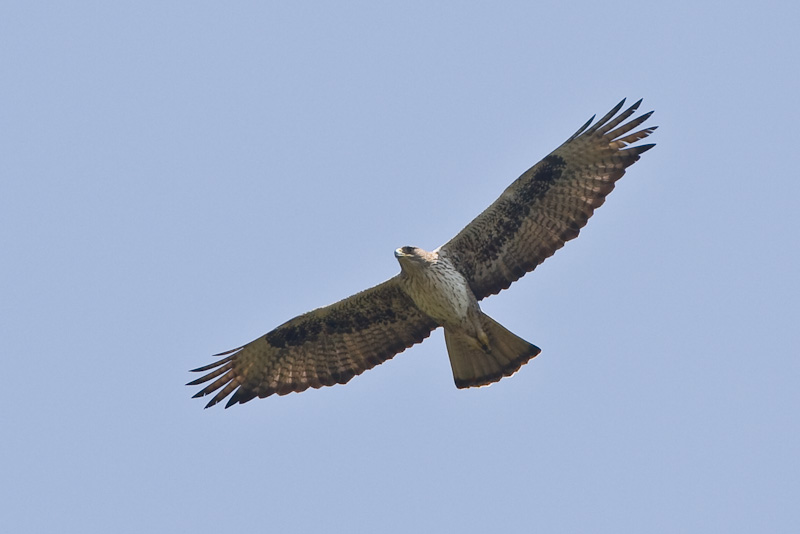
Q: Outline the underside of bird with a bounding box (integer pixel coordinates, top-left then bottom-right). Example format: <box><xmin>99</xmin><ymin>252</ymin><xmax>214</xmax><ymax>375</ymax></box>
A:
<box><xmin>444</xmin><ymin>312</ymin><xmax>541</xmax><ymax>388</ymax></box>
<box><xmin>188</xmin><ymin>98</ymin><xmax>656</xmax><ymax>408</ymax></box>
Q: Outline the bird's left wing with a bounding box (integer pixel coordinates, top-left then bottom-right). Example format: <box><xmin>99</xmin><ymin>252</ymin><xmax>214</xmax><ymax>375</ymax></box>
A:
<box><xmin>440</xmin><ymin>99</ymin><xmax>656</xmax><ymax>300</ymax></box>
<box><xmin>188</xmin><ymin>277</ymin><xmax>438</xmax><ymax>408</ymax></box>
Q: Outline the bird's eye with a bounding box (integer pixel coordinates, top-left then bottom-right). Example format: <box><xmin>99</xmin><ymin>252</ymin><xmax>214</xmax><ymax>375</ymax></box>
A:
<box><xmin>402</xmin><ymin>246</ymin><xmax>415</xmax><ymax>254</ymax></box>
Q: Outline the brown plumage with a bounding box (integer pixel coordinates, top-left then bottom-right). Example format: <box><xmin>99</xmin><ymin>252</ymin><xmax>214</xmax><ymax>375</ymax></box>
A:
<box><xmin>188</xmin><ymin>99</ymin><xmax>656</xmax><ymax>408</ymax></box>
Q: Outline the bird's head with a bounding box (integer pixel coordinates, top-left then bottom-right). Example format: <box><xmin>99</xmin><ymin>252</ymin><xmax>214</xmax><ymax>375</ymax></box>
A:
<box><xmin>395</xmin><ymin>246</ymin><xmax>435</xmax><ymax>271</ymax></box>
<box><xmin>394</xmin><ymin>245</ymin><xmax>419</xmax><ymax>258</ymax></box>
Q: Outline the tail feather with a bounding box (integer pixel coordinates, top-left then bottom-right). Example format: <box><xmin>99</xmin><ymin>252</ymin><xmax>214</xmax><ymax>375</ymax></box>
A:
<box><xmin>444</xmin><ymin>314</ymin><xmax>540</xmax><ymax>389</ymax></box>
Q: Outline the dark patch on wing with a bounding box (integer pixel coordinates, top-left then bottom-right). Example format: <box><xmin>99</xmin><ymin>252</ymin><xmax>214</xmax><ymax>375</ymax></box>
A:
<box><xmin>265</xmin><ymin>319</ymin><xmax>323</xmax><ymax>348</ymax></box>
<box><xmin>473</xmin><ymin>155</ymin><xmax>566</xmax><ymax>267</ymax></box>
<box><xmin>264</xmin><ymin>290</ymin><xmax>409</xmax><ymax>347</ymax></box>
<box><xmin>264</xmin><ymin>288</ymin><xmax>434</xmax><ymax>348</ymax></box>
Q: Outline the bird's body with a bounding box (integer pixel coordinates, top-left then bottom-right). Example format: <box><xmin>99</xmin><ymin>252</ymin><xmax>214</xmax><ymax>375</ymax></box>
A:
<box><xmin>394</xmin><ymin>245</ymin><xmax>539</xmax><ymax>386</ymax></box>
<box><xmin>189</xmin><ymin>99</ymin><xmax>657</xmax><ymax>408</ymax></box>
<box><xmin>395</xmin><ymin>247</ymin><xmax>473</xmax><ymax>327</ymax></box>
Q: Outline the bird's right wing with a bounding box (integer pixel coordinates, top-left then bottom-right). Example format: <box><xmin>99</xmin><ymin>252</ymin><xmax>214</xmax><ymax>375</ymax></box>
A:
<box><xmin>188</xmin><ymin>277</ymin><xmax>439</xmax><ymax>408</ymax></box>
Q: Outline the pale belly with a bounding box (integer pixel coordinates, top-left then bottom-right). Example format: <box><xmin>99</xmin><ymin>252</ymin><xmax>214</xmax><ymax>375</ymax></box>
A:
<box><xmin>404</xmin><ymin>262</ymin><xmax>475</xmax><ymax>325</ymax></box>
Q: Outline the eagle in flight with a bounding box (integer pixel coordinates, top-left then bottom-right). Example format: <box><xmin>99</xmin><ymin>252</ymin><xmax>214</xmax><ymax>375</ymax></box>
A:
<box><xmin>189</xmin><ymin>99</ymin><xmax>656</xmax><ymax>408</ymax></box>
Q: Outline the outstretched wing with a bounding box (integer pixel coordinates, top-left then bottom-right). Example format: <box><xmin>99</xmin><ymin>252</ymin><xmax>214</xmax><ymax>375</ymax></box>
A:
<box><xmin>188</xmin><ymin>278</ymin><xmax>439</xmax><ymax>408</ymax></box>
<box><xmin>440</xmin><ymin>99</ymin><xmax>656</xmax><ymax>300</ymax></box>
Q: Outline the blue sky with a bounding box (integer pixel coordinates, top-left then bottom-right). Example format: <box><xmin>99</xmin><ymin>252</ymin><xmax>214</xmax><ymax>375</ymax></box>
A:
<box><xmin>2</xmin><ymin>1</ymin><xmax>799</xmax><ymax>532</ymax></box>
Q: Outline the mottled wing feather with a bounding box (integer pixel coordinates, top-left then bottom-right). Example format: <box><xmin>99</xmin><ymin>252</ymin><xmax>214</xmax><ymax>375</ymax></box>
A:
<box><xmin>188</xmin><ymin>277</ymin><xmax>439</xmax><ymax>408</ymax></box>
<box><xmin>440</xmin><ymin>99</ymin><xmax>656</xmax><ymax>300</ymax></box>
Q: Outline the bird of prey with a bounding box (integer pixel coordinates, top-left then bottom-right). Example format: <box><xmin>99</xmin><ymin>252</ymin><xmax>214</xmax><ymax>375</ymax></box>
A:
<box><xmin>189</xmin><ymin>98</ymin><xmax>656</xmax><ymax>408</ymax></box>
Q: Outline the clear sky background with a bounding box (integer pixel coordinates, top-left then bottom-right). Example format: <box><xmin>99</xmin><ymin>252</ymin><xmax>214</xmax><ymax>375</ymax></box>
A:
<box><xmin>2</xmin><ymin>2</ymin><xmax>799</xmax><ymax>532</ymax></box>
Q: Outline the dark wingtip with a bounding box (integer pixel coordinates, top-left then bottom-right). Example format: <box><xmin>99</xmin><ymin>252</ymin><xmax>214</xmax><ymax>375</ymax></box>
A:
<box><xmin>567</xmin><ymin>114</ymin><xmax>596</xmax><ymax>142</ymax></box>
<box><xmin>212</xmin><ymin>346</ymin><xmax>244</xmax><ymax>357</ymax></box>
<box><xmin>635</xmin><ymin>143</ymin><xmax>656</xmax><ymax>154</ymax></box>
